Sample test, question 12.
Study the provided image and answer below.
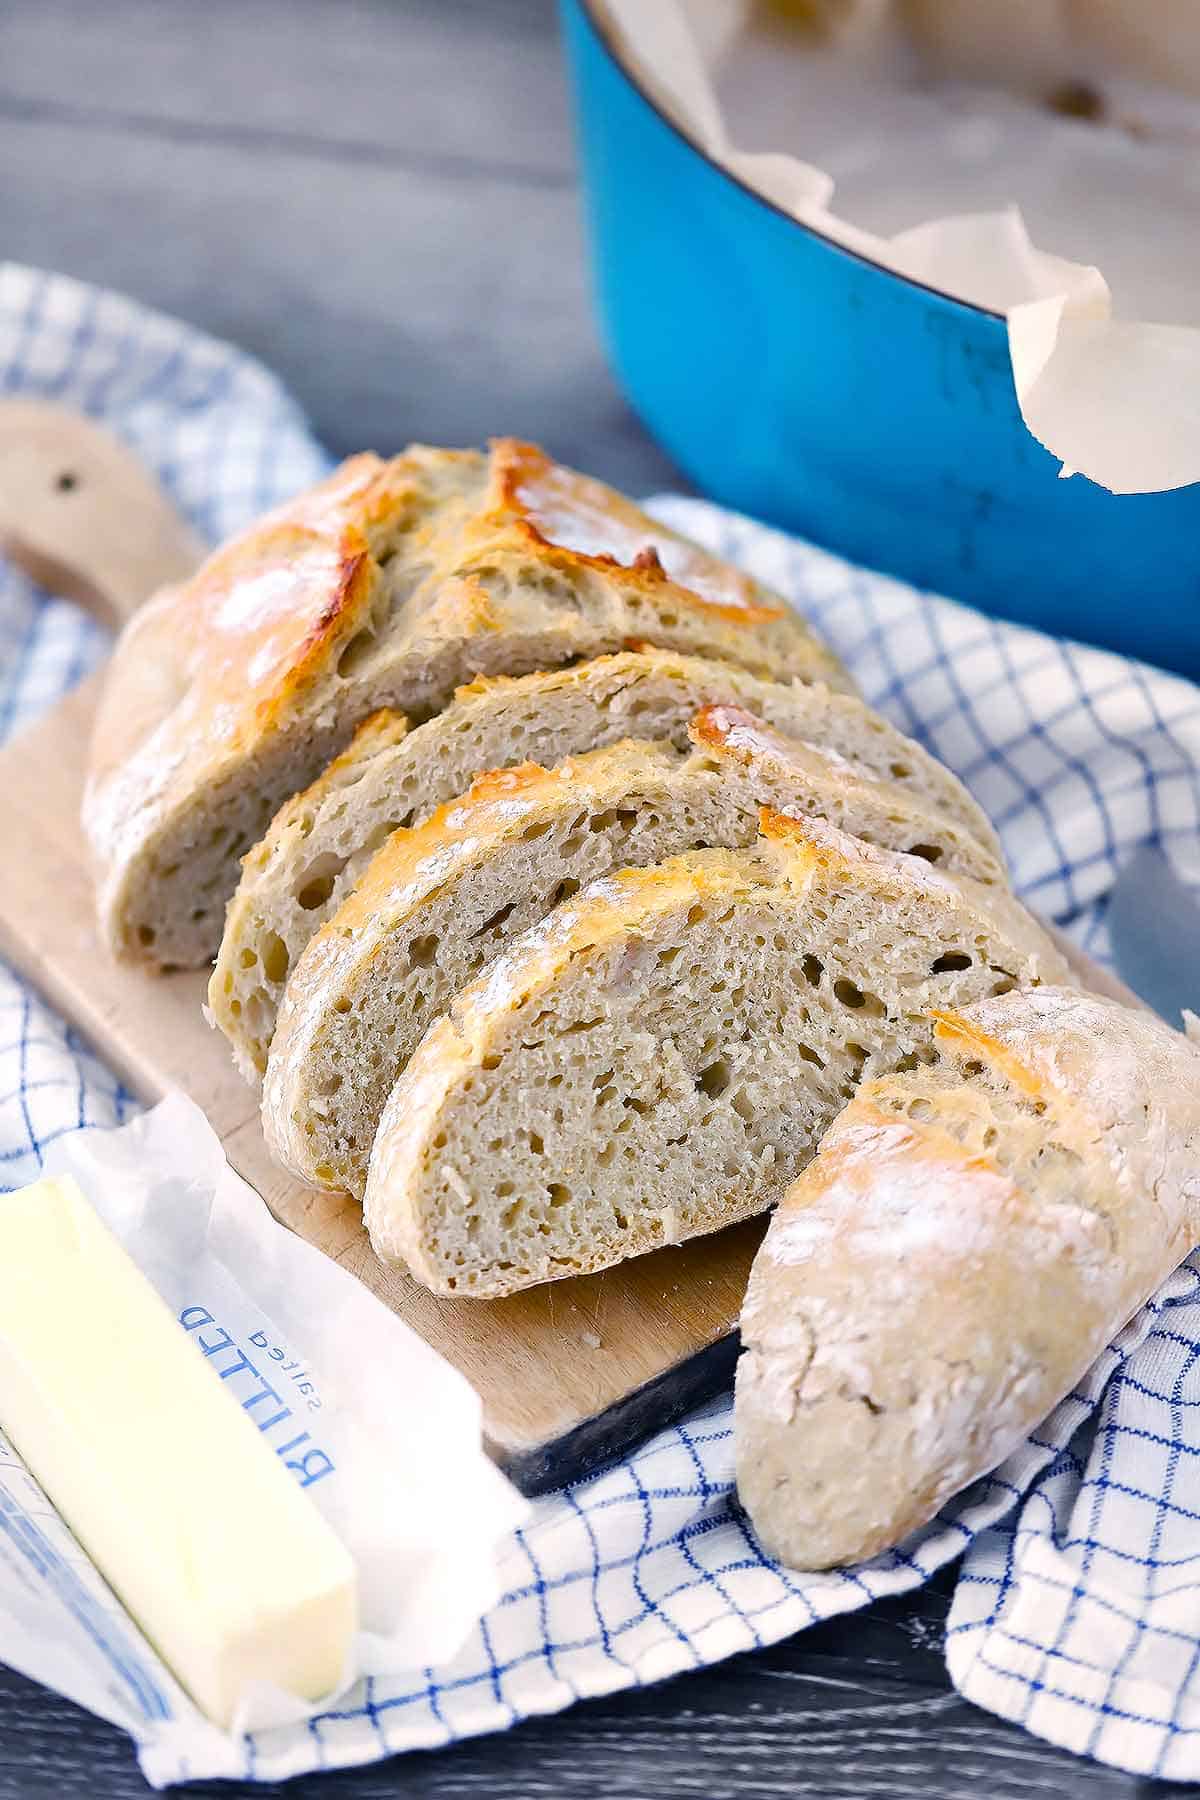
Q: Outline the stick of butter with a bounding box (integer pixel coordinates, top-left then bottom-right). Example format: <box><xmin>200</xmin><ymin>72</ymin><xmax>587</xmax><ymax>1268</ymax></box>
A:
<box><xmin>0</xmin><ymin>1173</ymin><xmax>358</xmax><ymax>1729</ymax></box>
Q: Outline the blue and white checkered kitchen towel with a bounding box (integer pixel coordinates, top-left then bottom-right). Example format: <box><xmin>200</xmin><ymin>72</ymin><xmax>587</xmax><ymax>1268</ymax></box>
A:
<box><xmin>5</xmin><ymin>261</ymin><xmax>1200</xmax><ymax>1787</ymax></box>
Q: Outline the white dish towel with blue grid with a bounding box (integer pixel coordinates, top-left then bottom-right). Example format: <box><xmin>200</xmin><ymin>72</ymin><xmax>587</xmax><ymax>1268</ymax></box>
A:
<box><xmin>4</xmin><ymin>261</ymin><xmax>1200</xmax><ymax>1788</ymax></box>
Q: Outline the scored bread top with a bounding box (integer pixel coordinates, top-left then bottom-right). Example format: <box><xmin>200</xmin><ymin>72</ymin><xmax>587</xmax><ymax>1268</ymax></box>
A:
<box><xmin>85</xmin><ymin>439</ymin><xmax>848</xmax><ymax>966</ymax></box>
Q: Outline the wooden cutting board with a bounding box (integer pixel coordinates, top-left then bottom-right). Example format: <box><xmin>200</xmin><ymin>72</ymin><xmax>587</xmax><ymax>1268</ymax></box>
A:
<box><xmin>1</xmin><ymin>673</ymin><xmax>766</xmax><ymax>1493</ymax></box>
<box><xmin>0</xmin><ymin>405</ymin><xmax>1136</xmax><ymax>1496</ymax></box>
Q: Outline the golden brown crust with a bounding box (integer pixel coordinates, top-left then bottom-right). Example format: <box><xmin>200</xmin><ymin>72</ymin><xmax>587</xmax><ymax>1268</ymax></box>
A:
<box><xmin>86</xmin><ymin>441</ymin><xmax>849</xmax><ymax>965</ymax></box>
<box><xmin>488</xmin><ymin>440</ymin><xmax>785</xmax><ymax>624</ymax></box>
<box><xmin>87</xmin><ymin>455</ymin><xmax>388</xmax><ymax>799</ymax></box>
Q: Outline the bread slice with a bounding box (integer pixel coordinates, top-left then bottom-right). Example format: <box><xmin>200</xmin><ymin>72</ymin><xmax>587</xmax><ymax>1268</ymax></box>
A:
<box><xmin>359</xmin><ymin>813</ymin><xmax>1069</xmax><ymax>1297</ymax></box>
<box><xmin>214</xmin><ymin>650</ymin><xmax>1004</xmax><ymax>1077</ymax></box>
<box><xmin>735</xmin><ymin>988</ymin><xmax>1200</xmax><ymax>1570</ymax></box>
<box><xmin>86</xmin><ymin>440</ymin><xmax>848</xmax><ymax>968</ymax></box>
<box><xmin>259</xmin><ymin>725</ymin><xmax>1013</xmax><ymax>1185</ymax></box>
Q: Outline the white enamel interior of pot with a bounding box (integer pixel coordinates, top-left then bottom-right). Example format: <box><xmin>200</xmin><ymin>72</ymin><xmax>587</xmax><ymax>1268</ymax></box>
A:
<box><xmin>600</xmin><ymin>0</ymin><xmax>1200</xmax><ymax>496</ymax></box>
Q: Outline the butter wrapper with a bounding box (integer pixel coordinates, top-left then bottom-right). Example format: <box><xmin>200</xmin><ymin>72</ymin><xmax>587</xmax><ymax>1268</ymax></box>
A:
<box><xmin>0</xmin><ymin>1094</ymin><xmax>526</xmax><ymax>1785</ymax></box>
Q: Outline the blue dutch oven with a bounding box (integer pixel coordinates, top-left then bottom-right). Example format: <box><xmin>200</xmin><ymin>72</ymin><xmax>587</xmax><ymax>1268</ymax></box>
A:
<box><xmin>560</xmin><ymin>0</ymin><xmax>1200</xmax><ymax>679</ymax></box>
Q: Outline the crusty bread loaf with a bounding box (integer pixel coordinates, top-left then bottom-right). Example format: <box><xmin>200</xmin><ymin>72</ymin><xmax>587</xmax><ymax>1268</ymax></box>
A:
<box><xmin>360</xmin><ymin>813</ymin><xmax>1068</xmax><ymax>1297</ymax></box>
<box><xmin>214</xmin><ymin>658</ymin><xmax>1004</xmax><ymax>1078</ymax></box>
<box><xmin>735</xmin><ymin>988</ymin><xmax>1200</xmax><ymax>1571</ymax></box>
<box><xmin>85</xmin><ymin>441</ymin><xmax>847</xmax><ymax>968</ymax></box>
<box><xmin>259</xmin><ymin>726</ymin><xmax>1013</xmax><ymax>1183</ymax></box>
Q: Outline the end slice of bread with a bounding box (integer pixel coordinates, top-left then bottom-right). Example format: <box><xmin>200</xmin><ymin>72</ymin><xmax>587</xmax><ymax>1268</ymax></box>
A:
<box><xmin>213</xmin><ymin>652</ymin><xmax>1004</xmax><ymax>1077</ymax></box>
<box><xmin>735</xmin><ymin>987</ymin><xmax>1200</xmax><ymax>1570</ymax></box>
<box><xmin>360</xmin><ymin>814</ymin><xmax>1069</xmax><ymax>1298</ymax></box>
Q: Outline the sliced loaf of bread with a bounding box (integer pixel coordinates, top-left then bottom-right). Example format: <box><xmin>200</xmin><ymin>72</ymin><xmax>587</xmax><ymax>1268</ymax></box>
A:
<box><xmin>260</xmin><ymin>728</ymin><xmax>1014</xmax><ymax>1188</ymax></box>
<box><xmin>212</xmin><ymin>652</ymin><xmax>1003</xmax><ymax>1076</ymax></box>
<box><xmin>735</xmin><ymin>988</ymin><xmax>1200</xmax><ymax>1569</ymax></box>
<box><xmin>87</xmin><ymin>440</ymin><xmax>847</xmax><ymax>968</ymax></box>
<box><xmin>359</xmin><ymin>813</ymin><xmax>1069</xmax><ymax>1297</ymax></box>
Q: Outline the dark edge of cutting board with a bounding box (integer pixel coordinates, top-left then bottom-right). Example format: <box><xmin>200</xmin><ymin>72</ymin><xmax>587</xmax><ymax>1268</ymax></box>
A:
<box><xmin>497</xmin><ymin>1329</ymin><xmax>741</xmax><ymax>1494</ymax></box>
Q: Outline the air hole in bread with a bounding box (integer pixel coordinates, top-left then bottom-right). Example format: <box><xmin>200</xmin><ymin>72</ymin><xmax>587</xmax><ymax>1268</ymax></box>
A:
<box><xmin>408</xmin><ymin>933</ymin><xmax>439</xmax><ymax>968</ymax></box>
<box><xmin>798</xmin><ymin>1043</ymin><xmax>825</xmax><ymax>1068</ymax></box>
<box><xmin>387</xmin><ymin>559</ymin><xmax>433</xmax><ymax>608</ymax></box>
<box><xmin>931</xmin><ymin>952</ymin><xmax>973</xmax><ymax>974</ymax></box>
<box><xmin>523</xmin><ymin>820</ymin><xmax>553</xmax><ymax>840</ymax></box>
<box><xmin>834</xmin><ymin>978</ymin><xmax>866</xmax><ymax>1008</ymax></box>
<box><xmin>473</xmin><ymin>902</ymin><xmax>516</xmax><ymax>939</ymax></box>
<box><xmin>482</xmin><ymin>1054</ymin><xmax>501</xmax><ymax>1071</ymax></box>
<box><xmin>697</xmin><ymin>1058</ymin><xmax>732</xmax><ymax>1098</ymax></box>
<box><xmin>890</xmin><ymin>761</ymin><xmax>911</xmax><ymax>778</ymax></box>
<box><xmin>239</xmin><ymin>947</ymin><xmax>257</xmax><ymax>969</ymax></box>
<box><xmin>296</xmin><ymin>871</ymin><xmax>338</xmax><ymax>912</ymax></box>
<box><xmin>260</xmin><ymin>932</ymin><xmax>289</xmax><ymax>985</ymax></box>
<box><xmin>363</xmin><ymin>818</ymin><xmax>406</xmax><ymax>855</ymax></box>
<box><xmin>908</xmin><ymin>843</ymin><xmax>943</xmax><ymax>863</ymax></box>
<box><xmin>548</xmin><ymin>1183</ymin><xmax>570</xmax><ymax>1207</ymax></box>
<box><xmin>137</xmin><ymin>925</ymin><xmax>156</xmax><ymax>947</ymax></box>
<box><xmin>801</xmin><ymin>954</ymin><xmax>823</xmax><ymax>987</ymax></box>
<box><xmin>337</xmin><ymin>630</ymin><xmax>377</xmax><ymax>679</ymax></box>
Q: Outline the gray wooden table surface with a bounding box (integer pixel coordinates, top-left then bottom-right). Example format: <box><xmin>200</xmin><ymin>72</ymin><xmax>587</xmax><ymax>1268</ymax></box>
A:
<box><xmin>0</xmin><ymin>3</ymin><xmax>1183</xmax><ymax>1795</ymax></box>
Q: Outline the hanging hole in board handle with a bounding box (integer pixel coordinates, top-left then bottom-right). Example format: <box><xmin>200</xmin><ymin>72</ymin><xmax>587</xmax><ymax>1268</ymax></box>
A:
<box><xmin>0</xmin><ymin>399</ymin><xmax>206</xmax><ymax>630</ymax></box>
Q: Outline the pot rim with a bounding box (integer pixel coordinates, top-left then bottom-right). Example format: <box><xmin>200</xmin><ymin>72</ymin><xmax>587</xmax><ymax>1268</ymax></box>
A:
<box><xmin>576</xmin><ymin>0</ymin><xmax>1006</xmax><ymax>324</ymax></box>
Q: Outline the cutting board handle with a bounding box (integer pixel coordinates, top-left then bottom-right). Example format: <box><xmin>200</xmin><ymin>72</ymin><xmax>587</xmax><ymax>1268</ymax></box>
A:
<box><xmin>0</xmin><ymin>400</ymin><xmax>204</xmax><ymax>629</ymax></box>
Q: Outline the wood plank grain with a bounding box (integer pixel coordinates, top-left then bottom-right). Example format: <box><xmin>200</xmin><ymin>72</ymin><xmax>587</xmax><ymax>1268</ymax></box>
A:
<box><xmin>0</xmin><ymin>0</ymin><xmax>684</xmax><ymax>495</ymax></box>
<box><xmin>0</xmin><ymin>1580</ymin><xmax>1167</xmax><ymax>1798</ymax></box>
